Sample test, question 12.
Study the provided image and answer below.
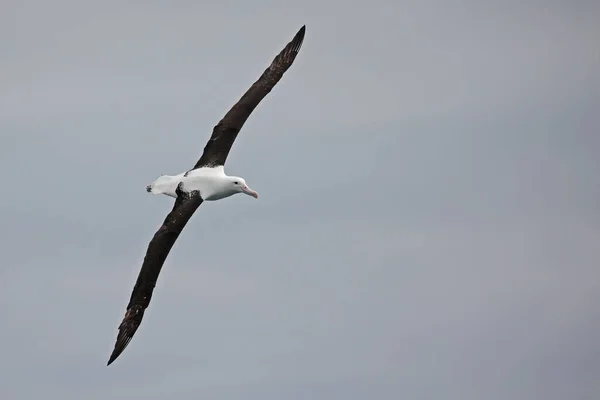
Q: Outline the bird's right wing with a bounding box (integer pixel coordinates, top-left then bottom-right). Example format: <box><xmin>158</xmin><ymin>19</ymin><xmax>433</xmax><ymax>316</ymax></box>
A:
<box><xmin>107</xmin><ymin>185</ymin><xmax>203</xmax><ymax>366</ymax></box>
<box><xmin>193</xmin><ymin>25</ymin><xmax>306</xmax><ymax>169</ymax></box>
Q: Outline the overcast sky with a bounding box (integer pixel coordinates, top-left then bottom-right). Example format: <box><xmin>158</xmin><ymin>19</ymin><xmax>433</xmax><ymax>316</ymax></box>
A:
<box><xmin>1</xmin><ymin>1</ymin><xmax>599</xmax><ymax>399</ymax></box>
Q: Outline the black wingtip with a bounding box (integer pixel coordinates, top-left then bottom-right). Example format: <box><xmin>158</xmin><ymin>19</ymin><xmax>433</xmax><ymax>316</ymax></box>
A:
<box><xmin>107</xmin><ymin>352</ymin><xmax>118</xmax><ymax>366</ymax></box>
<box><xmin>107</xmin><ymin>307</ymin><xmax>143</xmax><ymax>366</ymax></box>
<box><xmin>107</xmin><ymin>335</ymin><xmax>127</xmax><ymax>365</ymax></box>
<box><xmin>275</xmin><ymin>25</ymin><xmax>306</xmax><ymax>64</ymax></box>
<box><xmin>107</xmin><ymin>329</ymin><xmax>134</xmax><ymax>366</ymax></box>
<box><xmin>292</xmin><ymin>25</ymin><xmax>306</xmax><ymax>51</ymax></box>
<box><xmin>107</xmin><ymin>354</ymin><xmax>117</xmax><ymax>366</ymax></box>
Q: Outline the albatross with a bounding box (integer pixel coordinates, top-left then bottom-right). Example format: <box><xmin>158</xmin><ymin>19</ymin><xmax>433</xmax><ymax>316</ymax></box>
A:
<box><xmin>107</xmin><ymin>25</ymin><xmax>306</xmax><ymax>366</ymax></box>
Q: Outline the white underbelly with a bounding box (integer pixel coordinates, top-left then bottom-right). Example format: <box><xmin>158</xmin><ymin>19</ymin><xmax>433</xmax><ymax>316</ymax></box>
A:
<box><xmin>179</xmin><ymin>174</ymin><xmax>233</xmax><ymax>201</ymax></box>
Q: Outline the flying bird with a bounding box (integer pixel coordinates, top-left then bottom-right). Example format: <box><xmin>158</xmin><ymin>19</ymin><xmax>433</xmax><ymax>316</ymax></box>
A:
<box><xmin>107</xmin><ymin>25</ymin><xmax>306</xmax><ymax>366</ymax></box>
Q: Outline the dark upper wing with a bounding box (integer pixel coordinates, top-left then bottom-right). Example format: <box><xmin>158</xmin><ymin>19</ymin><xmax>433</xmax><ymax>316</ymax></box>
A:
<box><xmin>107</xmin><ymin>185</ymin><xmax>203</xmax><ymax>366</ymax></box>
<box><xmin>193</xmin><ymin>25</ymin><xmax>306</xmax><ymax>169</ymax></box>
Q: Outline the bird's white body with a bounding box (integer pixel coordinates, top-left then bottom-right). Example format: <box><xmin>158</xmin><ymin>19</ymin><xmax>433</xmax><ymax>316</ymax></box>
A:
<box><xmin>146</xmin><ymin>166</ymin><xmax>258</xmax><ymax>200</ymax></box>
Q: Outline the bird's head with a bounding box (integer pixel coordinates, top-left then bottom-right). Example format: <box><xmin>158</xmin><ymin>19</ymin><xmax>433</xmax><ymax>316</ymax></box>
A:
<box><xmin>229</xmin><ymin>176</ymin><xmax>259</xmax><ymax>199</ymax></box>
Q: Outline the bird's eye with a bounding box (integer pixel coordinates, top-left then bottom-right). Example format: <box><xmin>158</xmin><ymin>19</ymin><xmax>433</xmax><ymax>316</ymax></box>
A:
<box><xmin>234</xmin><ymin>181</ymin><xmax>239</xmax><ymax>185</ymax></box>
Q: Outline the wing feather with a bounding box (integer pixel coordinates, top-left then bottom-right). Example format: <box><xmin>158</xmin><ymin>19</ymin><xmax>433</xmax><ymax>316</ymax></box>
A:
<box><xmin>193</xmin><ymin>25</ymin><xmax>306</xmax><ymax>168</ymax></box>
<box><xmin>107</xmin><ymin>187</ymin><xmax>203</xmax><ymax>366</ymax></box>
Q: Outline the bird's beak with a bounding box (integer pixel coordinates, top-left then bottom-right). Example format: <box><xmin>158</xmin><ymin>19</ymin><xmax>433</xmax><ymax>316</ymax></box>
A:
<box><xmin>242</xmin><ymin>185</ymin><xmax>259</xmax><ymax>199</ymax></box>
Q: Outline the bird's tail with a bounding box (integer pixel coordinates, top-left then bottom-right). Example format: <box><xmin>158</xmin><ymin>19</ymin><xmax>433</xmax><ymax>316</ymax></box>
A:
<box><xmin>146</xmin><ymin>175</ymin><xmax>179</xmax><ymax>197</ymax></box>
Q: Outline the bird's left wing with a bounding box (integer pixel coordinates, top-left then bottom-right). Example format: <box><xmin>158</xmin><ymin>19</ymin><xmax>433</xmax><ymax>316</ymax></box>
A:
<box><xmin>192</xmin><ymin>25</ymin><xmax>306</xmax><ymax>169</ymax></box>
<box><xmin>107</xmin><ymin>187</ymin><xmax>203</xmax><ymax>366</ymax></box>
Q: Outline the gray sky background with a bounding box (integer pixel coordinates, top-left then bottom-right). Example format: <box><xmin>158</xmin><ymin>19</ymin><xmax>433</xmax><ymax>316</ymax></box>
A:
<box><xmin>1</xmin><ymin>1</ymin><xmax>599</xmax><ymax>399</ymax></box>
